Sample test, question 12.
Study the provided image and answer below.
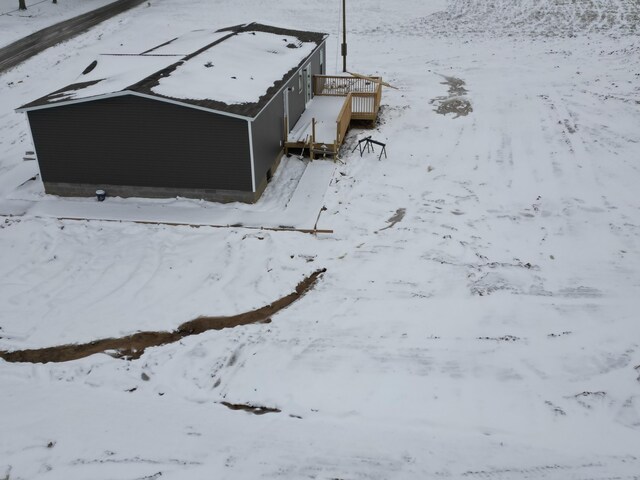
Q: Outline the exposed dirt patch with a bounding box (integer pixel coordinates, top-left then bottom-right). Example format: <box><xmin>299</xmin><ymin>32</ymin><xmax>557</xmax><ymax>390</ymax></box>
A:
<box><xmin>376</xmin><ymin>208</ymin><xmax>406</xmax><ymax>232</ymax></box>
<box><xmin>544</xmin><ymin>400</ymin><xmax>566</xmax><ymax>416</ymax></box>
<box><xmin>548</xmin><ymin>331</ymin><xmax>572</xmax><ymax>338</ymax></box>
<box><xmin>477</xmin><ymin>335</ymin><xmax>520</xmax><ymax>342</ymax></box>
<box><xmin>430</xmin><ymin>75</ymin><xmax>473</xmax><ymax>118</ymax></box>
<box><xmin>220</xmin><ymin>401</ymin><xmax>281</xmax><ymax>415</ymax></box>
<box><xmin>442</xmin><ymin>76</ymin><xmax>468</xmax><ymax>96</ymax></box>
<box><xmin>575</xmin><ymin>391</ymin><xmax>606</xmax><ymax>398</ymax></box>
<box><xmin>0</xmin><ymin>269</ymin><xmax>326</xmax><ymax>364</ymax></box>
<box><xmin>572</xmin><ymin>391</ymin><xmax>607</xmax><ymax>409</ymax></box>
<box><xmin>562</xmin><ymin>119</ymin><xmax>577</xmax><ymax>134</ymax></box>
<box><xmin>435</xmin><ymin>97</ymin><xmax>473</xmax><ymax>117</ymax></box>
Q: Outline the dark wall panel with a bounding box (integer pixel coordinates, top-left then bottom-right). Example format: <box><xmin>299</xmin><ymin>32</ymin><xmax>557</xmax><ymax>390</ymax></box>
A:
<box><xmin>251</xmin><ymin>80</ymin><xmax>287</xmax><ymax>189</ymax></box>
<box><xmin>288</xmin><ymin>42</ymin><xmax>325</xmax><ymax>128</ymax></box>
<box><xmin>251</xmin><ymin>42</ymin><xmax>326</xmax><ymax>188</ymax></box>
<box><xmin>28</xmin><ymin>95</ymin><xmax>252</xmax><ymax>192</ymax></box>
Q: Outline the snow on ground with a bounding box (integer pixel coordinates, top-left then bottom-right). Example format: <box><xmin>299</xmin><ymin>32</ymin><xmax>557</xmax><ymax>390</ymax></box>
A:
<box><xmin>0</xmin><ymin>0</ymin><xmax>114</xmax><ymax>48</ymax></box>
<box><xmin>1</xmin><ymin>0</ymin><xmax>640</xmax><ymax>478</ymax></box>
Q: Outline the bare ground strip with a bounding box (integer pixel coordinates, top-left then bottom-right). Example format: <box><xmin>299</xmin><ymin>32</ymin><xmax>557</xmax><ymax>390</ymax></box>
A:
<box><xmin>0</xmin><ymin>269</ymin><xmax>326</xmax><ymax>364</ymax></box>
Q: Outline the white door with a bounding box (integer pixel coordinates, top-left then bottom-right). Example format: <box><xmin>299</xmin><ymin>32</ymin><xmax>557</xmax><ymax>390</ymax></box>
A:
<box><xmin>304</xmin><ymin>64</ymin><xmax>312</xmax><ymax>104</ymax></box>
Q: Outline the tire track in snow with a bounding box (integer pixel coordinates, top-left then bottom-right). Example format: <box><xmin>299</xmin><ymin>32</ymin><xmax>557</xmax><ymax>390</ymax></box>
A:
<box><xmin>411</xmin><ymin>0</ymin><xmax>640</xmax><ymax>38</ymax></box>
<box><xmin>461</xmin><ymin>458</ymin><xmax>640</xmax><ymax>479</ymax></box>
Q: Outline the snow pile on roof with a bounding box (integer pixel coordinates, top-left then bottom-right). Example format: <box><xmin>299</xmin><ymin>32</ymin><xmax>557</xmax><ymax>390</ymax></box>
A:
<box><xmin>49</xmin><ymin>54</ymin><xmax>182</xmax><ymax>103</ymax></box>
<box><xmin>152</xmin><ymin>31</ymin><xmax>316</xmax><ymax>105</ymax></box>
<box><xmin>144</xmin><ymin>30</ymin><xmax>229</xmax><ymax>55</ymax></box>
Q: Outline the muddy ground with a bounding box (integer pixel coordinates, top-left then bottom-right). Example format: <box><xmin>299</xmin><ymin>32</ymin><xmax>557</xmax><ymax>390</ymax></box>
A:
<box><xmin>0</xmin><ymin>269</ymin><xmax>326</xmax><ymax>364</ymax></box>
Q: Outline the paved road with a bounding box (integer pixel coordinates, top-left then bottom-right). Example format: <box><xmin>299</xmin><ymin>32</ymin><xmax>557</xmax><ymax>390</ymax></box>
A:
<box><xmin>0</xmin><ymin>0</ymin><xmax>147</xmax><ymax>73</ymax></box>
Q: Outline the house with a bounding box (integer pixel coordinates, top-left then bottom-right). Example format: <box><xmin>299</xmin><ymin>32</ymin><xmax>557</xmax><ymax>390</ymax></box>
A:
<box><xmin>17</xmin><ymin>22</ymin><xmax>383</xmax><ymax>203</ymax></box>
<box><xmin>16</xmin><ymin>23</ymin><xmax>328</xmax><ymax>203</ymax></box>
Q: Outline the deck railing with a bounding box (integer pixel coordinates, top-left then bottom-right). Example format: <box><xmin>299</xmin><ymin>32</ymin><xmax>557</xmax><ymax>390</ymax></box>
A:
<box><xmin>351</xmin><ymin>92</ymin><xmax>376</xmax><ymax>119</ymax></box>
<box><xmin>336</xmin><ymin>93</ymin><xmax>353</xmax><ymax>146</ymax></box>
<box><xmin>286</xmin><ymin>75</ymin><xmax>383</xmax><ymax>159</ymax></box>
<box><xmin>314</xmin><ymin>74</ymin><xmax>381</xmax><ymax>121</ymax></box>
<box><xmin>313</xmin><ymin>75</ymin><xmax>379</xmax><ymax>95</ymax></box>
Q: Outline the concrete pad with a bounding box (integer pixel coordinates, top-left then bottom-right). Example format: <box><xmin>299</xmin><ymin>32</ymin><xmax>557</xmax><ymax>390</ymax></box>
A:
<box><xmin>19</xmin><ymin>160</ymin><xmax>336</xmax><ymax>231</ymax></box>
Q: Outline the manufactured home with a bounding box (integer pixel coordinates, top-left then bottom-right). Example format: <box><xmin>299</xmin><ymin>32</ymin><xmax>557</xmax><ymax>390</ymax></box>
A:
<box><xmin>18</xmin><ymin>22</ymin><xmax>382</xmax><ymax>203</ymax></box>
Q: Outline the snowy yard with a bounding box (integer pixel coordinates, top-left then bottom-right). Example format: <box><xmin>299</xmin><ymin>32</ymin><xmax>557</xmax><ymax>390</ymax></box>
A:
<box><xmin>1</xmin><ymin>0</ymin><xmax>640</xmax><ymax>478</ymax></box>
<box><xmin>0</xmin><ymin>0</ymin><xmax>115</xmax><ymax>48</ymax></box>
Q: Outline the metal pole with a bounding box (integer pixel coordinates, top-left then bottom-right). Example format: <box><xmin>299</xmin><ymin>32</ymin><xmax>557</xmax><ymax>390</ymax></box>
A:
<box><xmin>341</xmin><ymin>0</ymin><xmax>347</xmax><ymax>72</ymax></box>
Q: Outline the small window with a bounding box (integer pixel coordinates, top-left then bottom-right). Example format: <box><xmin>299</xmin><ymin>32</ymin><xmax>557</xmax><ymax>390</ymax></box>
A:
<box><xmin>298</xmin><ymin>71</ymin><xmax>303</xmax><ymax>92</ymax></box>
<box><xmin>320</xmin><ymin>49</ymin><xmax>324</xmax><ymax>74</ymax></box>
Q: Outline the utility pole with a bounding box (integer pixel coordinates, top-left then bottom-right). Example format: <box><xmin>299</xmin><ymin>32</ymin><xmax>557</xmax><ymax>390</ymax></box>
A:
<box><xmin>341</xmin><ymin>0</ymin><xmax>347</xmax><ymax>72</ymax></box>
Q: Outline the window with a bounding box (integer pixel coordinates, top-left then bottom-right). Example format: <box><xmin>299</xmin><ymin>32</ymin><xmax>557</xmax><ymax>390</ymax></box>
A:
<box><xmin>298</xmin><ymin>71</ymin><xmax>303</xmax><ymax>92</ymax></box>
<box><xmin>320</xmin><ymin>48</ymin><xmax>324</xmax><ymax>74</ymax></box>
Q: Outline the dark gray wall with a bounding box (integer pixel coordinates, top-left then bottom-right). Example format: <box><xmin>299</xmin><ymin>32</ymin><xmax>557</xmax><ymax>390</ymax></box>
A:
<box><xmin>250</xmin><ymin>42</ymin><xmax>325</xmax><ymax>188</ymax></box>
<box><xmin>28</xmin><ymin>94</ymin><xmax>253</xmax><ymax>193</ymax></box>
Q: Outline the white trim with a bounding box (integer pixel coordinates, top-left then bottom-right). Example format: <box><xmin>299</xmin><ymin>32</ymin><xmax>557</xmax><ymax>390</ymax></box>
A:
<box><xmin>248</xmin><ymin>121</ymin><xmax>256</xmax><ymax>193</ymax></box>
<box><xmin>24</xmin><ymin>115</ymin><xmax>44</xmax><ymax>183</ymax></box>
<box><xmin>283</xmin><ymin>87</ymin><xmax>291</xmax><ymax>133</ymax></box>
<box><xmin>304</xmin><ymin>63</ymin><xmax>312</xmax><ymax>104</ymax></box>
<box><xmin>16</xmin><ymin>90</ymin><xmax>252</xmax><ymax>121</ymax></box>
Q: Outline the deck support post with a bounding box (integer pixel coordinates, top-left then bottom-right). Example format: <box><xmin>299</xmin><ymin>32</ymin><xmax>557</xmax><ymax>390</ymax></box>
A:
<box><xmin>311</xmin><ymin>118</ymin><xmax>316</xmax><ymax>160</ymax></box>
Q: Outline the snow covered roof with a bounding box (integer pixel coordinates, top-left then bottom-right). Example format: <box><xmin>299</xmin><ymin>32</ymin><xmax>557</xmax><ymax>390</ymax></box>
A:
<box><xmin>152</xmin><ymin>31</ymin><xmax>317</xmax><ymax>106</ymax></box>
<box><xmin>35</xmin><ymin>54</ymin><xmax>183</xmax><ymax>106</ymax></box>
<box><xmin>17</xmin><ymin>23</ymin><xmax>327</xmax><ymax>119</ymax></box>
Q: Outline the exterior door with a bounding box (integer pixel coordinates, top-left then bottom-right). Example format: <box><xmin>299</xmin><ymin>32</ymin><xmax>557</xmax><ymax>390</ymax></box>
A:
<box><xmin>304</xmin><ymin>64</ymin><xmax>312</xmax><ymax>104</ymax></box>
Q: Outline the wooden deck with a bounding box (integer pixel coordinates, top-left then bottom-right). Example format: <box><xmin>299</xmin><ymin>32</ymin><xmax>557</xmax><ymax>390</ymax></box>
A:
<box><xmin>285</xmin><ymin>74</ymin><xmax>382</xmax><ymax>159</ymax></box>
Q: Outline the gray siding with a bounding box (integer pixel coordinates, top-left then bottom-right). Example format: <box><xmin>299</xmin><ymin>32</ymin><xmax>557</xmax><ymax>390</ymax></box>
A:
<box><xmin>250</xmin><ymin>42</ymin><xmax>326</xmax><ymax>188</ymax></box>
<box><xmin>28</xmin><ymin>95</ymin><xmax>252</xmax><ymax>194</ymax></box>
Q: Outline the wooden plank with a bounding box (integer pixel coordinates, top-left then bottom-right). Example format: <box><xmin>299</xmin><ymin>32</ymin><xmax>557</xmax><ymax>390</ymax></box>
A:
<box><xmin>348</xmin><ymin>71</ymin><xmax>397</xmax><ymax>90</ymax></box>
<box><xmin>52</xmin><ymin>216</ymin><xmax>334</xmax><ymax>234</ymax></box>
<box><xmin>311</xmin><ymin>118</ymin><xmax>316</xmax><ymax>160</ymax></box>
